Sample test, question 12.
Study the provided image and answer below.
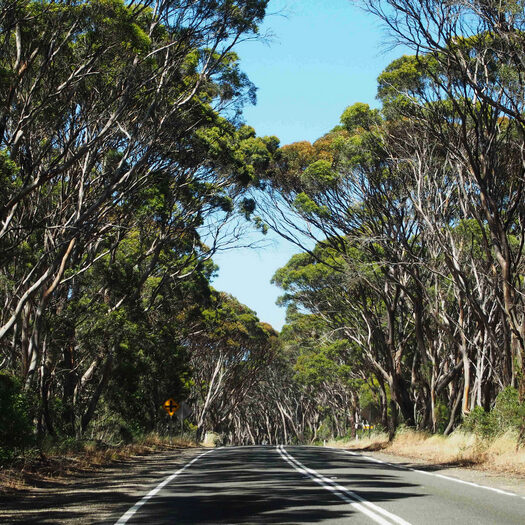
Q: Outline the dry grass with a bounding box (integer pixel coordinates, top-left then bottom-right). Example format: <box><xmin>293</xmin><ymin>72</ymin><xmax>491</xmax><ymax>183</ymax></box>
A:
<box><xmin>484</xmin><ymin>432</ymin><xmax>525</xmax><ymax>475</ymax></box>
<box><xmin>0</xmin><ymin>433</ymin><xmax>197</xmax><ymax>494</ymax></box>
<box><xmin>387</xmin><ymin>429</ymin><xmax>484</xmax><ymax>466</ymax></box>
<box><xmin>201</xmin><ymin>432</ymin><xmax>221</xmax><ymax>448</ymax></box>
<box><xmin>324</xmin><ymin>433</ymin><xmax>390</xmax><ymax>451</ymax></box>
<box><xmin>339</xmin><ymin>428</ymin><xmax>525</xmax><ymax>476</ymax></box>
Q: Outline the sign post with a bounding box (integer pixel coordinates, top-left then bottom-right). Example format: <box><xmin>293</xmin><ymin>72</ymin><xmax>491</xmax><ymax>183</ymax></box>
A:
<box><xmin>163</xmin><ymin>399</ymin><xmax>180</xmax><ymax>442</ymax></box>
<box><xmin>174</xmin><ymin>401</ymin><xmax>193</xmax><ymax>436</ymax></box>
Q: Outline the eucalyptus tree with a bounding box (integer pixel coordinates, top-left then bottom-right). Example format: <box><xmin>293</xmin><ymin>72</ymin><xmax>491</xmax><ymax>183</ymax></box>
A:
<box><xmin>383</xmin><ymin>108</ymin><xmax>510</xmax><ymax>420</ymax></box>
<box><xmin>362</xmin><ymin>0</ymin><xmax>525</xmax><ymax>401</ymax></box>
<box><xmin>272</xmin><ymin>242</ymin><xmax>417</xmax><ymax>434</ymax></box>
<box><xmin>186</xmin><ymin>291</ymin><xmax>278</xmax><ymax>442</ymax></box>
<box><xmin>0</xmin><ymin>0</ymin><xmax>268</xmax><ymax>353</ymax></box>
<box><xmin>224</xmin><ymin>344</ymin><xmax>311</xmax><ymax>445</ymax></box>
<box><xmin>254</xmin><ymin>104</ymin><xmax>434</xmax><ymax>429</ymax></box>
<box><xmin>256</xmin><ymin>92</ymin><xmax>515</xmax><ymax>433</ymax></box>
<box><xmin>0</xmin><ymin>0</ymin><xmax>276</xmax><ymax>441</ymax></box>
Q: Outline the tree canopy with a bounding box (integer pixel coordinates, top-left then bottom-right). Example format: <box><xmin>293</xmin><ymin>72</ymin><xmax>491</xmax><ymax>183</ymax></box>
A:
<box><xmin>1</xmin><ymin>0</ymin><xmax>524</xmax><ymax>453</ymax></box>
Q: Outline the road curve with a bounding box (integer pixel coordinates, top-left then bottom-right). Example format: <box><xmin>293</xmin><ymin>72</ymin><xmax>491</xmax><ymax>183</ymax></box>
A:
<box><xmin>112</xmin><ymin>445</ymin><xmax>524</xmax><ymax>524</ymax></box>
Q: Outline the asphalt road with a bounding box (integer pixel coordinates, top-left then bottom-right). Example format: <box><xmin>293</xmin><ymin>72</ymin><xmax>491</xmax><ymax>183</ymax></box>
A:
<box><xmin>111</xmin><ymin>445</ymin><xmax>525</xmax><ymax>524</ymax></box>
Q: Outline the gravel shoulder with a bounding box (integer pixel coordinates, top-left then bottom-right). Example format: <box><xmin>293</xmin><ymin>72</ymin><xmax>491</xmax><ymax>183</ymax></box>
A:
<box><xmin>0</xmin><ymin>447</ymin><xmax>209</xmax><ymax>524</ymax></box>
<box><xmin>359</xmin><ymin>449</ymin><xmax>525</xmax><ymax>498</ymax></box>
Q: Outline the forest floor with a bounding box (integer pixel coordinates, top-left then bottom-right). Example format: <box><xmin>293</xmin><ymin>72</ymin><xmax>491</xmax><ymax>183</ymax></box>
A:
<box><xmin>0</xmin><ymin>446</ymin><xmax>206</xmax><ymax>524</ymax></box>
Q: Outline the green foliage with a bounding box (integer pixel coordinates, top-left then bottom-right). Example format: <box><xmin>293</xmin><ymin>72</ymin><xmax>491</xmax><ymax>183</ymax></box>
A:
<box><xmin>433</xmin><ymin>402</ymin><xmax>451</xmax><ymax>434</ymax></box>
<box><xmin>340</xmin><ymin>103</ymin><xmax>380</xmax><ymax>132</ymax></box>
<box><xmin>301</xmin><ymin>159</ymin><xmax>339</xmax><ymax>190</ymax></box>
<box><xmin>0</xmin><ymin>150</ymin><xmax>20</xmax><ymax>209</ymax></box>
<box><xmin>462</xmin><ymin>406</ymin><xmax>494</xmax><ymax>438</ymax></box>
<box><xmin>272</xmin><ymin>248</ymin><xmax>340</xmax><ymax>292</ymax></box>
<box><xmin>292</xmin><ymin>192</ymin><xmax>331</xmax><ymax>217</ymax></box>
<box><xmin>0</xmin><ymin>372</ymin><xmax>35</xmax><ymax>460</ymax></box>
<box><xmin>462</xmin><ymin>387</ymin><xmax>525</xmax><ymax>438</ymax></box>
<box><xmin>194</xmin><ymin>120</ymin><xmax>277</xmax><ymax>185</ymax></box>
<box><xmin>315</xmin><ymin>417</ymin><xmax>334</xmax><ymax>442</ymax></box>
<box><xmin>491</xmin><ymin>387</ymin><xmax>525</xmax><ymax>432</ymax></box>
<box><xmin>359</xmin><ymin>381</ymin><xmax>381</xmax><ymax>419</ymax></box>
<box><xmin>0</xmin><ymin>0</ymin><xmax>278</xmax><ymax>449</ymax></box>
<box><xmin>377</xmin><ymin>54</ymin><xmax>426</xmax><ymax>104</ymax></box>
<box><xmin>294</xmin><ymin>348</ymin><xmax>337</xmax><ymax>387</ymax></box>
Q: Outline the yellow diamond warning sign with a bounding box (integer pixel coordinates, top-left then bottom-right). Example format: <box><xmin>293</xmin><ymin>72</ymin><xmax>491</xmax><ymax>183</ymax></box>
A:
<box><xmin>163</xmin><ymin>398</ymin><xmax>179</xmax><ymax>417</ymax></box>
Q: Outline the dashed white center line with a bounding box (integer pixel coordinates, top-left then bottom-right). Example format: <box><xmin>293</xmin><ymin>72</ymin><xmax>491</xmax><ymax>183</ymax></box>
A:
<box><xmin>277</xmin><ymin>445</ymin><xmax>412</xmax><ymax>525</ymax></box>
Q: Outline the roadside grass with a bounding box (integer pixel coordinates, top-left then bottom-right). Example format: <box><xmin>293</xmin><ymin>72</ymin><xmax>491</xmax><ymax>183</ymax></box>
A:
<box><xmin>485</xmin><ymin>432</ymin><xmax>525</xmax><ymax>475</ymax></box>
<box><xmin>330</xmin><ymin>428</ymin><xmax>525</xmax><ymax>476</ymax></box>
<box><xmin>0</xmin><ymin>433</ymin><xmax>197</xmax><ymax>494</ymax></box>
<box><xmin>324</xmin><ymin>432</ymin><xmax>390</xmax><ymax>451</ymax></box>
<box><xmin>381</xmin><ymin>428</ymin><xmax>484</xmax><ymax>465</ymax></box>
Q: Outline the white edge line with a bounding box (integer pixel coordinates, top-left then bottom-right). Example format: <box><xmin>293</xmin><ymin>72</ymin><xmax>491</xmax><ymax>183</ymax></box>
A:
<box><xmin>336</xmin><ymin>448</ymin><xmax>521</xmax><ymax>499</ymax></box>
<box><xmin>414</xmin><ymin>470</ymin><xmax>518</xmax><ymax>497</ymax></box>
<box><xmin>277</xmin><ymin>445</ymin><xmax>412</xmax><ymax>525</ymax></box>
<box><xmin>114</xmin><ymin>449</ymin><xmax>215</xmax><ymax>524</ymax></box>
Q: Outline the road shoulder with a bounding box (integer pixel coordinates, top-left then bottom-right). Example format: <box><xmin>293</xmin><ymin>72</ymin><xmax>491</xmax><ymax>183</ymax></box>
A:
<box><xmin>0</xmin><ymin>447</ymin><xmax>210</xmax><ymax>524</ymax></box>
<box><xmin>349</xmin><ymin>448</ymin><xmax>525</xmax><ymax>498</ymax></box>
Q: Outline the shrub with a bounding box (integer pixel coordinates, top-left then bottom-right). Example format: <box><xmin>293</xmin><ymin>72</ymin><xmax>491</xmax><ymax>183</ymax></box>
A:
<box><xmin>316</xmin><ymin>417</ymin><xmax>333</xmax><ymax>442</ymax></box>
<box><xmin>434</xmin><ymin>401</ymin><xmax>450</xmax><ymax>434</ymax></box>
<box><xmin>462</xmin><ymin>387</ymin><xmax>525</xmax><ymax>439</ymax></box>
<box><xmin>0</xmin><ymin>372</ymin><xmax>35</xmax><ymax>460</ymax></box>
<box><xmin>462</xmin><ymin>406</ymin><xmax>493</xmax><ymax>438</ymax></box>
<box><xmin>491</xmin><ymin>387</ymin><xmax>524</xmax><ymax>433</ymax></box>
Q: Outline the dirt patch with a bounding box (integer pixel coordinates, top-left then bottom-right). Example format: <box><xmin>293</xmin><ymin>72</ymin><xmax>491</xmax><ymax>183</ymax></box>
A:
<box><xmin>0</xmin><ymin>447</ymin><xmax>206</xmax><ymax>524</ymax></box>
<box><xmin>0</xmin><ymin>437</ymin><xmax>197</xmax><ymax>495</ymax></box>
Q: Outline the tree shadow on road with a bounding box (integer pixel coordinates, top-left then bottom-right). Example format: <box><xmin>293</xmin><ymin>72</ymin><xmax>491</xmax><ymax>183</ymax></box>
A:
<box><xmin>125</xmin><ymin>447</ymin><xmax>425</xmax><ymax>524</ymax></box>
<box><xmin>0</xmin><ymin>446</ymin><xmax>427</xmax><ymax>524</ymax></box>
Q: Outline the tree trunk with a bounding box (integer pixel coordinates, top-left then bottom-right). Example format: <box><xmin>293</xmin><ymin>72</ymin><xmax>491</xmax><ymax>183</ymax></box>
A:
<box><xmin>444</xmin><ymin>382</ymin><xmax>463</xmax><ymax>436</ymax></box>
<box><xmin>390</xmin><ymin>373</ymin><xmax>415</xmax><ymax>427</ymax></box>
<box><xmin>388</xmin><ymin>398</ymin><xmax>398</xmax><ymax>441</ymax></box>
<box><xmin>81</xmin><ymin>351</ymin><xmax>113</xmax><ymax>435</ymax></box>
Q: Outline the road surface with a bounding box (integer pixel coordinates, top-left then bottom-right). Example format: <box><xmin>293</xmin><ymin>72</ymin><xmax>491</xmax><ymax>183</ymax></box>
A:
<box><xmin>112</xmin><ymin>445</ymin><xmax>524</xmax><ymax>524</ymax></box>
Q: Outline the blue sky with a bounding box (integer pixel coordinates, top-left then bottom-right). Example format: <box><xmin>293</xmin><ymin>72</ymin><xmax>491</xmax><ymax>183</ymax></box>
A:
<box><xmin>211</xmin><ymin>0</ymin><xmax>402</xmax><ymax>330</ymax></box>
